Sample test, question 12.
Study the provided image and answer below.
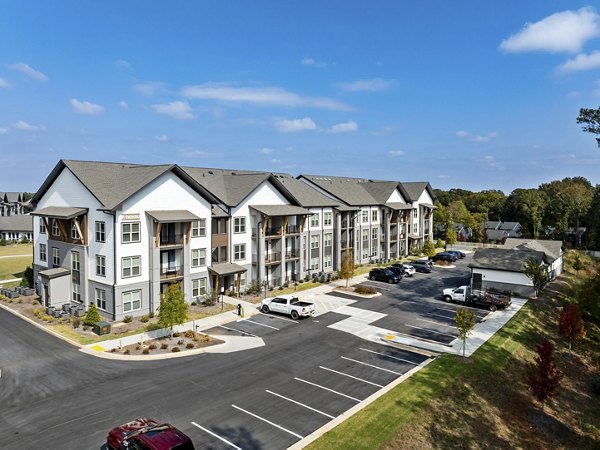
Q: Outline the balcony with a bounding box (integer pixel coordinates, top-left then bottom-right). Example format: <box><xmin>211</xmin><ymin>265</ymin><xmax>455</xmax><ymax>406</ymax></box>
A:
<box><xmin>285</xmin><ymin>249</ymin><xmax>300</xmax><ymax>259</ymax></box>
<box><xmin>265</xmin><ymin>227</ymin><xmax>282</xmax><ymax>238</ymax></box>
<box><xmin>160</xmin><ymin>265</ymin><xmax>184</xmax><ymax>280</ymax></box>
<box><xmin>160</xmin><ymin>234</ymin><xmax>184</xmax><ymax>247</ymax></box>
<box><xmin>286</xmin><ymin>225</ymin><xmax>300</xmax><ymax>235</ymax></box>
<box><xmin>265</xmin><ymin>252</ymin><xmax>282</xmax><ymax>264</ymax></box>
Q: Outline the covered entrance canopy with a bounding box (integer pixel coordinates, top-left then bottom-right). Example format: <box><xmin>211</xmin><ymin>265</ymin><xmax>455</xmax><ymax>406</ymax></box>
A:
<box><xmin>208</xmin><ymin>262</ymin><xmax>247</xmax><ymax>293</ymax></box>
<box><xmin>31</xmin><ymin>206</ymin><xmax>88</xmax><ymax>220</ymax></box>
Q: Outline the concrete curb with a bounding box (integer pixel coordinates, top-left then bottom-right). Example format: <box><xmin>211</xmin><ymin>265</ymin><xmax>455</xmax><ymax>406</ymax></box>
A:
<box><xmin>288</xmin><ymin>357</ymin><xmax>435</xmax><ymax>449</ymax></box>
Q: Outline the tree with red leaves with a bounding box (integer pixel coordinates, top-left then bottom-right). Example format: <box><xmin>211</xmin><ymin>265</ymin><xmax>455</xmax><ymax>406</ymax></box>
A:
<box><xmin>559</xmin><ymin>303</ymin><xmax>585</xmax><ymax>353</ymax></box>
<box><xmin>526</xmin><ymin>340</ymin><xmax>563</xmax><ymax>410</ymax></box>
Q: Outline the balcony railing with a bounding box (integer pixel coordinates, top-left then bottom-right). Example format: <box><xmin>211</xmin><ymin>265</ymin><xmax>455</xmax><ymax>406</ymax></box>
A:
<box><xmin>286</xmin><ymin>225</ymin><xmax>300</xmax><ymax>235</ymax></box>
<box><xmin>265</xmin><ymin>227</ymin><xmax>282</xmax><ymax>237</ymax></box>
<box><xmin>160</xmin><ymin>234</ymin><xmax>184</xmax><ymax>246</ymax></box>
<box><xmin>265</xmin><ymin>252</ymin><xmax>282</xmax><ymax>264</ymax></box>
<box><xmin>160</xmin><ymin>265</ymin><xmax>184</xmax><ymax>280</ymax></box>
<box><xmin>285</xmin><ymin>249</ymin><xmax>300</xmax><ymax>259</ymax></box>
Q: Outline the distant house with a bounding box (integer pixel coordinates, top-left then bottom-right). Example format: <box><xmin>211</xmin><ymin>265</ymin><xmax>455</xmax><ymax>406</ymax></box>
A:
<box><xmin>504</xmin><ymin>238</ymin><xmax>563</xmax><ymax>280</ymax></box>
<box><xmin>0</xmin><ymin>214</ymin><xmax>33</xmax><ymax>242</ymax></box>
<box><xmin>454</xmin><ymin>222</ymin><xmax>473</xmax><ymax>241</ymax></box>
<box><xmin>499</xmin><ymin>221</ymin><xmax>522</xmax><ymax>238</ymax></box>
<box><xmin>484</xmin><ymin>221</ymin><xmax>501</xmax><ymax>230</ymax></box>
<box><xmin>485</xmin><ymin>229</ymin><xmax>509</xmax><ymax>244</ymax></box>
<box><xmin>0</xmin><ymin>192</ymin><xmax>27</xmax><ymax>216</ymax></box>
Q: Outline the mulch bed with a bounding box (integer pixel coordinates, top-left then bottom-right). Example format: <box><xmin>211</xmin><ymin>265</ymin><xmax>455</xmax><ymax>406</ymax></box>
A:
<box><xmin>108</xmin><ymin>330</ymin><xmax>224</xmax><ymax>355</ymax></box>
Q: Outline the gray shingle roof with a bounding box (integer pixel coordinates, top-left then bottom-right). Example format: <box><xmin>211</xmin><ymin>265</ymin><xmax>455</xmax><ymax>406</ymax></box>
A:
<box><xmin>300</xmin><ymin>175</ymin><xmax>380</xmax><ymax>205</ymax></box>
<box><xmin>250</xmin><ymin>205</ymin><xmax>310</xmax><ymax>216</ymax></box>
<box><xmin>401</xmin><ymin>182</ymin><xmax>429</xmax><ymax>202</ymax></box>
<box><xmin>0</xmin><ymin>214</ymin><xmax>33</xmax><ymax>232</ymax></box>
<box><xmin>486</xmin><ymin>229</ymin><xmax>509</xmax><ymax>241</ymax></box>
<box><xmin>469</xmin><ymin>248</ymin><xmax>546</xmax><ymax>272</ymax></box>
<box><xmin>270</xmin><ymin>173</ymin><xmax>339</xmax><ymax>207</ymax></box>
<box><xmin>503</xmin><ymin>238</ymin><xmax>563</xmax><ymax>263</ymax></box>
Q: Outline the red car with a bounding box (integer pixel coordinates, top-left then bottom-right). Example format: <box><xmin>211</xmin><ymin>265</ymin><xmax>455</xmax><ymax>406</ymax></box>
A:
<box><xmin>107</xmin><ymin>418</ymin><xmax>195</xmax><ymax>450</ymax></box>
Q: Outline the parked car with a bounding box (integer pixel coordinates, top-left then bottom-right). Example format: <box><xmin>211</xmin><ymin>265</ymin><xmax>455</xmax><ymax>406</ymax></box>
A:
<box><xmin>446</xmin><ymin>250</ymin><xmax>466</xmax><ymax>259</ymax></box>
<box><xmin>106</xmin><ymin>418</ymin><xmax>195</xmax><ymax>450</ymax></box>
<box><xmin>368</xmin><ymin>268</ymin><xmax>401</xmax><ymax>283</ymax></box>
<box><xmin>385</xmin><ymin>266</ymin><xmax>405</xmax><ymax>279</ymax></box>
<box><xmin>442</xmin><ymin>285</ymin><xmax>512</xmax><ymax>311</ymax></box>
<box><xmin>430</xmin><ymin>252</ymin><xmax>458</xmax><ymax>262</ymax></box>
<box><xmin>260</xmin><ymin>294</ymin><xmax>315</xmax><ymax>319</ymax></box>
<box><xmin>410</xmin><ymin>260</ymin><xmax>433</xmax><ymax>273</ymax></box>
<box><xmin>393</xmin><ymin>263</ymin><xmax>416</xmax><ymax>277</ymax></box>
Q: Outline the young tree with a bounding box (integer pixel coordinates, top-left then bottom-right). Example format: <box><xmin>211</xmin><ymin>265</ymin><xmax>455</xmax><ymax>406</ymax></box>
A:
<box><xmin>445</xmin><ymin>221</ymin><xmax>457</xmax><ymax>251</ymax></box>
<box><xmin>455</xmin><ymin>307</ymin><xmax>476</xmax><ymax>357</ymax></box>
<box><xmin>422</xmin><ymin>239</ymin><xmax>436</xmax><ymax>257</ymax></box>
<box><xmin>572</xmin><ymin>254</ymin><xmax>584</xmax><ymax>277</ymax></box>
<box><xmin>525</xmin><ymin>340</ymin><xmax>563</xmax><ymax>410</ymax></box>
<box><xmin>577</xmin><ymin>106</ymin><xmax>600</xmax><ymax>148</ymax></box>
<box><xmin>559</xmin><ymin>304</ymin><xmax>585</xmax><ymax>353</ymax></box>
<box><xmin>84</xmin><ymin>303</ymin><xmax>102</xmax><ymax>325</ymax></box>
<box><xmin>158</xmin><ymin>283</ymin><xmax>189</xmax><ymax>337</ymax></box>
<box><xmin>339</xmin><ymin>250</ymin><xmax>355</xmax><ymax>288</ymax></box>
<box><xmin>523</xmin><ymin>257</ymin><xmax>549</xmax><ymax>297</ymax></box>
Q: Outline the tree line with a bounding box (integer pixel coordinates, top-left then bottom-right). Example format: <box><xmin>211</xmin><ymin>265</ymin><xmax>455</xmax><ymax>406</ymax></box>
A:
<box><xmin>434</xmin><ymin>176</ymin><xmax>599</xmax><ymax>249</ymax></box>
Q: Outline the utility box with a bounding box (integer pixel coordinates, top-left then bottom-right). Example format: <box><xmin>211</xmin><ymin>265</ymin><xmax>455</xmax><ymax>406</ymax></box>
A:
<box><xmin>92</xmin><ymin>321</ymin><xmax>111</xmax><ymax>336</ymax></box>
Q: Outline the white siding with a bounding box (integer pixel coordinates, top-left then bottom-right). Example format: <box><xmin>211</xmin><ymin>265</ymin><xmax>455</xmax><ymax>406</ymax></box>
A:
<box><xmin>472</xmin><ymin>268</ymin><xmax>533</xmax><ymax>287</ymax></box>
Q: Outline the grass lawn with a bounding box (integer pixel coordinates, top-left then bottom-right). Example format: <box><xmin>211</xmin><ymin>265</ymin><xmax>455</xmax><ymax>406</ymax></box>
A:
<box><xmin>308</xmin><ymin>251</ymin><xmax>600</xmax><ymax>449</ymax></box>
<box><xmin>0</xmin><ymin>255</ymin><xmax>32</xmax><ymax>280</ymax></box>
<box><xmin>0</xmin><ymin>243</ymin><xmax>33</xmax><ymax>257</ymax></box>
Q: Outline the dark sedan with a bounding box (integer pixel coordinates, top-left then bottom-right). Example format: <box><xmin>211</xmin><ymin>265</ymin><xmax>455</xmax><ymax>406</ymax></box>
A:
<box><xmin>430</xmin><ymin>252</ymin><xmax>458</xmax><ymax>262</ymax></box>
<box><xmin>369</xmin><ymin>268</ymin><xmax>401</xmax><ymax>283</ymax></box>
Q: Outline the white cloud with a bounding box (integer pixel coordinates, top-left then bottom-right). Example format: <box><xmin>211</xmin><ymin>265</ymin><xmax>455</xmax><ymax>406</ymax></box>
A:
<box><xmin>0</xmin><ymin>78</ymin><xmax>10</xmax><ymax>88</ymax></box>
<box><xmin>0</xmin><ymin>127</ymin><xmax>9</xmax><ymax>134</ymax></box>
<box><xmin>275</xmin><ymin>117</ymin><xmax>317</xmax><ymax>133</ymax></box>
<box><xmin>70</xmin><ymin>98</ymin><xmax>104</xmax><ymax>115</ymax></box>
<box><xmin>456</xmin><ymin>130</ymin><xmax>498</xmax><ymax>143</ymax></box>
<box><xmin>133</xmin><ymin>81</ymin><xmax>167</xmax><ymax>96</ymax></box>
<box><xmin>13</xmin><ymin>120</ymin><xmax>46</xmax><ymax>132</ymax></box>
<box><xmin>181</xmin><ymin>83</ymin><xmax>350</xmax><ymax>111</ymax></box>
<box><xmin>482</xmin><ymin>155</ymin><xmax>505</xmax><ymax>171</ymax></box>
<box><xmin>301</xmin><ymin>57</ymin><xmax>327</xmax><ymax>68</ymax></box>
<box><xmin>500</xmin><ymin>7</ymin><xmax>600</xmax><ymax>53</ymax></box>
<box><xmin>271</xmin><ymin>159</ymin><xmax>282</xmax><ymax>164</ymax></box>
<box><xmin>558</xmin><ymin>50</ymin><xmax>600</xmax><ymax>72</ymax></box>
<box><xmin>567</xmin><ymin>91</ymin><xmax>581</xmax><ymax>98</ymax></box>
<box><xmin>337</xmin><ymin>78</ymin><xmax>393</xmax><ymax>92</ymax></box>
<box><xmin>329</xmin><ymin>120</ymin><xmax>358</xmax><ymax>133</ymax></box>
<box><xmin>156</xmin><ymin>134</ymin><xmax>170</xmax><ymax>142</ymax></box>
<box><xmin>114</xmin><ymin>59</ymin><xmax>132</xmax><ymax>70</ymax></box>
<box><xmin>6</xmin><ymin>62</ymin><xmax>48</xmax><ymax>81</ymax></box>
<box><xmin>259</xmin><ymin>147</ymin><xmax>274</xmax><ymax>154</ymax></box>
<box><xmin>178</xmin><ymin>148</ymin><xmax>209</xmax><ymax>158</ymax></box>
<box><xmin>388</xmin><ymin>150</ymin><xmax>405</xmax><ymax>156</ymax></box>
<box><xmin>152</xmin><ymin>101</ymin><xmax>195</xmax><ymax>120</ymax></box>
<box><xmin>119</xmin><ymin>101</ymin><xmax>129</xmax><ymax>110</ymax></box>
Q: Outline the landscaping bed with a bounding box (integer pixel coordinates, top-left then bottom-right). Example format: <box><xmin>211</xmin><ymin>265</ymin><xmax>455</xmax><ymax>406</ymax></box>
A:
<box><xmin>107</xmin><ymin>330</ymin><xmax>224</xmax><ymax>355</ymax></box>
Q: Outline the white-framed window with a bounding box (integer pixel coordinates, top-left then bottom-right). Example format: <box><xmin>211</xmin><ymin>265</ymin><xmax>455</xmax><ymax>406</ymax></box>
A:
<box><xmin>372</xmin><ymin>228</ymin><xmax>378</xmax><ymax>240</ymax></box>
<box><xmin>39</xmin><ymin>243</ymin><xmax>47</xmax><ymax>262</ymax></box>
<box><xmin>310</xmin><ymin>235</ymin><xmax>320</xmax><ymax>249</ymax></box>
<box><xmin>413</xmin><ymin>223</ymin><xmax>418</xmax><ymax>234</ymax></box>
<box><xmin>191</xmin><ymin>248</ymin><xmax>206</xmax><ymax>267</ymax></box>
<box><xmin>96</xmin><ymin>255</ymin><xmax>106</xmax><ymax>276</ymax></box>
<box><xmin>310</xmin><ymin>213</ymin><xmax>319</xmax><ymax>227</ymax></box>
<box><xmin>372</xmin><ymin>209</ymin><xmax>378</xmax><ymax>222</ymax></box>
<box><xmin>192</xmin><ymin>219</ymin><xmax>206</xmax><ymax>237</ymax></box>
<box><xmin>122</xmin><ymin>222</ymin><xmax>140</xmax><ymax>243</ymax></box>
<box><xmin>52</xmin><ymin>247</ymin><xmax>60</xmax><ymax>266</ymax></box>
<box><xmin>39</xmin><ymin>219</ymin><xmax>46</xmax><ymax>234</ymax></box>
<box><xmin>122</xmin><ymin>290</ymin><xmax>141</xmax><ymax>313</ymax></box>
<box><xmin>324</xmin><ymin>255</ymin><xmax>332</xmax><ymax>268</ymax></box>
<box><xmin>413</xmin><ymin>209</ymin><xmax>418</xmax><ymax>218</ymax></box>
<box><xmin>96</xmin><ymin>288</ymin><xmax>107</xmax><ymax>310</ymax></box>
<box><xmin>239</xmin><ymin>272</ymin><xmax>247</xmax><ymax>289</ymax></box>
<box><xmin>71</xmin><ymin>223</ymin><xmax>78</xmax><ymax>240</ymax></box>
<box><xmin>362</xmin><ymin>247</ymin><xmax>369</xmax><ymax>259</ymax></box>
<box><xmin>192</xmin><ymin>278</ymin><xmax>207</xmax><ymax>297</ymax></box>
<box><xmin>362</xmin><ymin>210</ymin><xmax>369</xmax><ymax>223</ymax></box>
<box><xmin>310</xmin><ymin>257</ymin><xmax>319</xmax><ymax>270</ymax></box>
<box><xmin>122</xmin><ymin>256</ymin><xmax>141</xmax><ymax>278</ymax></box>
<box><xmin>72</xmin><ymin>283</ymin><xmax>81</xmax><ymax>302</ymax></box>
<box><xmin>324</xmin><ymin>233</ymin><xmax>333</xmax><ymax>247</ymax></box>
<box><xmin>324</xmin><ymin>212</ymin><xmax>332</xmax><ymax>226</ymax></box>
<box><xmin>362</xmin><ymin>229</ymin><xmax>369</xmax><ymax>241</ymax></box>
<box><xmin>234</xmin><ymin>217</ymin><xmax>246</xmax><ymax>233</ymax></box>
<box><xmin>71</xmin><ymin>251</ymin><xmax>80</xmax><ymax>271</ymax></box>
<box><xmin>95</xmin><ymin>221</ymin><xmax>105</xmax><ymax>242</ymax></box>
<box><xmin>234</xmin><ymin>244</ymin><xmax>246</xmax><ymax>261</ymax></box>
<box><xmin>52</xmin><ymin>219</ymin><xmax>60</xmax><ymax>236</ymax></box>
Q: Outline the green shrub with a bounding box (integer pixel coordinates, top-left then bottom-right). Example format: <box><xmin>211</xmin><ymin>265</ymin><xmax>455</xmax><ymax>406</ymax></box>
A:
<box><xmin>172</xmin><ymin>347</ymin><xmax>180</xmax><ymax>353</ymax></box>
<box><xmin>149</xmin><ymin>343</ymin><xmax>157</xmax><ymax>350</ymax></box>
<box><xmin>83</xmin><ymin>303</ymin><xmax>101</xmax><ymax>326</ymax></box>
<box><xmin>123</xmin><ymin>315</ymin><xmax>133</xmax><ymax>323</ymax></box>
<box><xmin>184</xmin><ymin>330</ymin><xmax>195</xmax><ymax>339</ymax></box>
<box><xmin>140</xmin><ymin>314</ymin><xmax>150</xmax><ymax>323</ymax></box>
<box><xmin>124</xmin><ymin>349</ymin><xmax>130</xmax><ymax>355</ymax></box>
<box><xmin>142</xmin><ymin>348</ymin><xmax>150</xmax><ymax>355</ymax></box>
<box><xmin>160</xmin><ymin>343</ymin><xmax>168</xmax><ymax>350</ymax></box>
<box><xmin>186</xmin><ymin>343</ymin><xmax>194</xmax><ymax>349</ymax></box>
<box><xmin>436</xmin><ymin>239</ymin><xmax>444</xmax><ymax>248</ymax></box>
<box><xmin>422</xmin><ymin>239</ymin><xmax>436</xmax><ymax>257</ymax></box>
<box><xmin>71</xmin><ymin>317</ymin><xmax>81</xmax><ymax>329</ymax></box>
<box><xmin>355</xmin><ymin>285</ymin><xmax>377</xmax><ymax>295</ymax></box>
<box><xmin>0</xmin><ymin>238</ymin><xmax>6</xmax><ymax>246</ymax></box>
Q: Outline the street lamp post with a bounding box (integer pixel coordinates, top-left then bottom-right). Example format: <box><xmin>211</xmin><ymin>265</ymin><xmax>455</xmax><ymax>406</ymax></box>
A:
<box><xmin>220</xmin><ymin>286</ymin><xmax>225</xmax><ymax>312</ymax></box>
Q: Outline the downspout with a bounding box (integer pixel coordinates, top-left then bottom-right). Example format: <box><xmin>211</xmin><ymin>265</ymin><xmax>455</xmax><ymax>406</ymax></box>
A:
<box><xmin>112</xmin><ymin>211</ymin><xmax>118</xmax><ymax>319</ymax></box>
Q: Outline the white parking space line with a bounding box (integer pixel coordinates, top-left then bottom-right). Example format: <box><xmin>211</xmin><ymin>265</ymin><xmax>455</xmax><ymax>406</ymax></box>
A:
<box><xmin>242</xmin><ymin>319</ymin><xmax>280</xmax><ymax>330</ymax></box>
<box><xmin>416</xmin><ymin>317</ymin><xmax>455</xmax><ymax>327</ymax></box>
<box><xmin>259</xmin><ymin>313</ymin><xmax>299</xmax><ymax>323</ymax></box>
<box><xmin>294</xmin><ymin>377</ymin><xmax>361</xmax><ymax>402</ymax></box>
<box><xmin>359</xmin><ymin>348</ymin><xmax>420</xmax><ymax>365</ymax></box>
<box><xmin>341</xmin><ymin>356</ymin><xmax>402</xmax><ymax>375</ymax></box>
<box><xmin>265</xmin><ymin>390</ymin><xmax>335</xmax><ymax>419</ymax></box>
<box><xmin>232</xmin><ymin>404</ymin><xmax>304</xmax><ymax>440</ymax></box>
<box><xmin>427</xmin><ymin>312</ymin><xmax>456</xmax><ymax>321</ymax></box>
<box><xmin>319</xmin><ymin>366</ymin><xmax>384</xmax><ymax>388</ymax></box>
<box><xmin>191</xmin><ymin>422</ymin><xmax>242</xmax><ymax>449</ymax></box>
<box><xmin>217</xmin><ymin>325</ymin><xmax>259</xmax><ymax>337</ymax></box>
<box><xmin>404</xmin><ymin>324</ymin><xmax>455</xmax><ymax>338</ymax></box>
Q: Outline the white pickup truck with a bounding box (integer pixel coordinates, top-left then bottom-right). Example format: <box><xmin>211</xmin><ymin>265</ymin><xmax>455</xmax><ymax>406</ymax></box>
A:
<box><xmin>442</xmin><ymin>285</ymin><xmax>511</xmax><ymax>311</ymax></box>
<box><xmin>260</xmin><ymin>294</ymin><xmax>316</xmax><ymax>320</ymax></box>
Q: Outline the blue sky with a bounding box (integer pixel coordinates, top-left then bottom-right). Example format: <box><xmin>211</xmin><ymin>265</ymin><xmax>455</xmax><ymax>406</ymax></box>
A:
<box><xmin>1</xmin><ymin>1</ymin><xmax>600</xmax><ymax>194</ymax></box>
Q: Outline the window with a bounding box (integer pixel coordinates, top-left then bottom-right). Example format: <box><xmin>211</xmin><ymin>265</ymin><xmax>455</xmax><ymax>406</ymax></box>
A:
<box><xmin>239</xmin><ymin>272</ymin><xmax>246</xmax><ymax>289</ymax></box>
<box><xmin>52</xmin><ymin>219</ymin><xmax>60</xmax><ymax>236</ymax></box>
<box><xmin>192</xmin><ymin>219</ymin><xmax>206</xmax><ymax>237</ymax></box>
<box><xmin>324</xmin><ymin>233</ymin><xmax>333</xmax><ymax>247</ymax></box>
<box><xmin>362</xmin><ymin>229</ymin><xmax>369</xmax><ymax>241</ymax></box>
<box><xmin>324</xmin><ymin>255</ymin><xmax>332</xmax><ymax>268</ymax></box>
<box><xmin>234</xmin><ymin>217</ymin><xmax>246</xmax><ymax>233</ymax></box>
<box><xmin>324</xmin><ymin>212</ymin><xmax>332</xmax><ymax>226</ymax></box>
<box><xmin>95</xmin><ymin>221</ymin><xmax>105</xmax><ymax>242</ymax></box>
<box><xmin>122</xmin><ymin>290</ymin><xmax>141</xmax><ymax>312</ymax></box>
<box><xmin>413</xmin><ymin>223</ymin><xmax>418</xmax><ymax>234</ymax></box>
<box><xmin>234</xmin><ymin>244</ymin><xmax>246</xmax><ymax>261</ymax></box>
<box><xmin>52</xmin><ymin>248</ymin><xmax>60</xmax><ymax>266</ymax></box>
<box><xmin>413</xmin><ymin>209</ymin><xmax>418</xmax><ymax>218</ymax></box>
<box><xmin>362</xmin><ymin>210</ymin><xmax>369</xmax><ymax>223</ymax></box>
<box><xmin>39</xmin><ymin>219</ymin><xmax>46</xmax><ymax>234</ymax></box>
<box><xmin>310</xmin><ymin>257</ymin><xmax>319</xmax><ymax>270</ymax></box>
<box><xmin>96</xmin><ymin>288</ymin><xmax>107</xmax><ymax>310</ymax></box>
<box><xmin>192</xmin><ymin>278</ymin><xmax>207</xmax><ymax>297</ymax></box>
<box><xmin>122</xmin><ymin>222</ymin><xmax>140</xmax><ymax>243</ymax></box>
<box><xmin>96</xmin><ymin>255</ymin><xmax>106</xmax><ymax>276</ymax></box>
<box><xmin>191</xmin><ymin>248</ymin><xmax>207</xmax><ymax>267</ymax></box>
<box><xmin>372</xmin><ymin>209</ymin><xmax>378</xmax><ymax>222</ymax></box>
<box><xmin>72</xmin><ymin>283</ymin><xmax>81</xmax><ymax>302</ymax></box>
<box><xmin>372</xmin><ymin>228</ymin><xmax>378</xmax><ymax>240</ymax></box>
<box><xmin>212</xmin><ymin>218</ymin><xmax>226</xmax><ymax>234</ymax></box>
<box><xmin>310</xmin><ymin>235</ymin><xmax>320</xmax><ymax>249</ymax></box>
<box><xmin>71</xmin><ymin>223</ymin><xmax>78</xmax><ymax>240</ymax></box>
<box><xmin>122</xmin><ymin>256</ymin><xmax>141</xmax><ymax>278</ymax></box>
<box><xmin>71</xmin><ymin>251</ymin><xmax>80</xmax><ymax>271</ymax></box>
<box><xmin>310</xmin><ymin>213</ymin><xmax>319</xmax><ymax>227</ymax></box>
<box><xmin>39</xmin><ymin>243</ymin><xmax>47</xmax><ymax>262</ymax></box>
<box><xmin>362</xmin><ymin>247</ymin><xmax>369</xmax><ymax>259</ymax></box>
